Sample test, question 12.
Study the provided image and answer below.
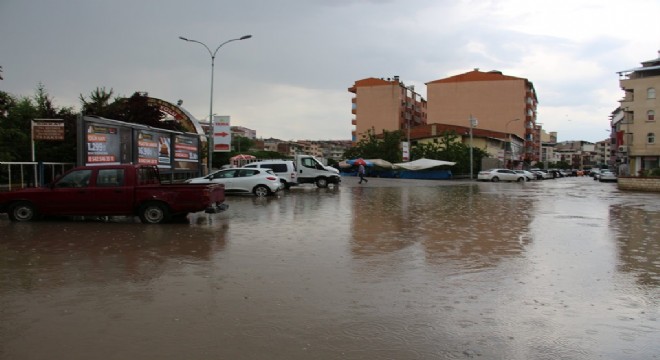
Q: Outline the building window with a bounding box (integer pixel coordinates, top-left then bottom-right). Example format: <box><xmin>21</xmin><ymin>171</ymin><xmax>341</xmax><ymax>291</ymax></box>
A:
<box><xmin>648</xmin><ymin>133</ymin><xmax>655</xmax><ymax>144</ymax></box>
<box><xmin>648</xmin><ymin>110</ymin><xmax>655</xmax><ymax>122</ymax></box>
<box><xmin>648</xmin><ymin>88</ymin><xmax>656</xmax><ymax>99</ymax></box>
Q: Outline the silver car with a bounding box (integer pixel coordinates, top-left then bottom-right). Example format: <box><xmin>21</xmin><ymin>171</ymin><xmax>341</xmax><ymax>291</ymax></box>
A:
<box><xmin>477</xmin><ymin>169</ymin><xmax>526</xmax><ymax>182</ymax></box>
<box><xmin>598</xmin><ymin>170</ymin><xmax>617</xmax><ymax>183</ymax></box>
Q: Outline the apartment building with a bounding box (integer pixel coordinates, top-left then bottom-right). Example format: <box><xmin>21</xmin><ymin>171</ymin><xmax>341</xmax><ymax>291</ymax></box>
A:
<box><xmin>348</xmin><ymin>76</ymin><xmax>427</xmax><ymax>144</ymax></box>
<box><xmin>616</xmin><ymin>52</ymin><xmax>660</xmax><ymax>174</ymax></box>
<box><xmin>594</xmin><ymin>139</ymin><xmax>612</xmax><ymax>168</ymax></box>
<box><xmin>231</xmin><ymin>126</ymin><xmax>256</xmax><ymax>139</ymax></box>
<box><xmin>554</xmin><ymin>141</ymin><xmax>596</xmax><ymax>169</ymax></box>
<box><xmin>426</xmin><ymin>69</ymin><xmax>540</xmax><ymax>164</ymax></box>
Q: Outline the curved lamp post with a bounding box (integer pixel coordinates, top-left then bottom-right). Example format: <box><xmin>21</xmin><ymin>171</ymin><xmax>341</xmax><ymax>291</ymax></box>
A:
<box><xmin>505</xmin><ymin>118</ymin><xmax>520</xmax><ymax>169</ymax></box>
<box><xmin>179</xmin><ymin>34</ymin><xmax>252</xmax><ymax>171</ymax></box>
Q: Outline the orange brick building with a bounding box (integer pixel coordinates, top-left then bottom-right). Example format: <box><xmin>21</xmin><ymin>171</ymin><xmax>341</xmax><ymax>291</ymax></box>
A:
<box><xmin>426</xmin><ymin>69</ymin><xmax>540</xmax><ymax>163</ymax></box>
<box><xmin>348</xmin><ymin>76</ymin><xmax>427</xmax><ymax>144</ymax></box>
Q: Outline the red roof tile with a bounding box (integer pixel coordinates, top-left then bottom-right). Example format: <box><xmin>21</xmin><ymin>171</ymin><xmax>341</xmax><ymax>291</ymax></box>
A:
<box><xmin>426</xmin><ymin>70</ymin><xmax>525</xmax><ymax>84</ymax></box>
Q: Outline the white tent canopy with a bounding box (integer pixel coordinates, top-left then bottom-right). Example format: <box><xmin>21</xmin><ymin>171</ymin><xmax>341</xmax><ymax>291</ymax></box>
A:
<box><xmin>367</xmin><ymin>159</ymin><xmax>394</xmax><ymax>168</ymax></box>
<box><xmin>393</xmin><ymin>158</ymin><xmax>456</xmax><ymax>171</ymax></box>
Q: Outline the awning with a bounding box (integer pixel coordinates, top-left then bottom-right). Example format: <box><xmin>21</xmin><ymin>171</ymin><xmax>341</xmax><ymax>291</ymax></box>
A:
<box><xmin>393</xmin><ymin>158</ymin><xmax>456</xmax><ymax>170</ymax></box>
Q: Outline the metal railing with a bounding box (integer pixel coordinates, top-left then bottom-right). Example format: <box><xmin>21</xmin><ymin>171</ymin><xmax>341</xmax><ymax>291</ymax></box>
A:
<box><xmin>0</xmin><ymin>162</ymin><xmax>75</xmax><ymax>191</ymax></box>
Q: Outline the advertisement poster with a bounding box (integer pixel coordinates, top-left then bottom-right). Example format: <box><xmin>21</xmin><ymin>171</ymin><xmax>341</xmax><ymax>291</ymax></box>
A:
<box><xmin>213</xmin><ymin>115</ymin><xmax>231</xmax><ymax>152</ymax></box>
<box><xmin>136</xmin><ymin>130</ymin><xmax>171</xmax><ymax>168</ymax></box>
<box><xmin>86</xmin><ymin>124</ymin><xmax>121</xmax><ymax>165</ymax></box>
<box><xmin>173</xmin><ymin>135</ymin><xmax>199</xmax><ymax>170</ymax></box>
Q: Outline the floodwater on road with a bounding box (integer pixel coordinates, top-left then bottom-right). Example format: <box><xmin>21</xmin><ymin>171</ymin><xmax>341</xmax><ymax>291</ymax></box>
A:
<box><xmin>1</xmin><ymin>176</ymin><xmax>659</xmax><ymax>359</ymax></box>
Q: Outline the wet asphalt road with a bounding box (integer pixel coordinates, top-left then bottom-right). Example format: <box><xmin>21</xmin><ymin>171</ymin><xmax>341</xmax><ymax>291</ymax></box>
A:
<box><xmin>1</xmin><ymin>176</ymin><xmax>659</xmax><ymax>359</ymax></box>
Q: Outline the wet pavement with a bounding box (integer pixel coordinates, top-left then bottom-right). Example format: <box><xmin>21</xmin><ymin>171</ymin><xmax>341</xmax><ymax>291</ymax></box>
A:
<box><xmin>1</xmin><ymin>176</ymin><xmax>659</xmax><ymax>359</ymax></box>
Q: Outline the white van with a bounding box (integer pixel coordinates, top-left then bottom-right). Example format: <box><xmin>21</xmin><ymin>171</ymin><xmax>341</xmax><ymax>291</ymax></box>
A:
<box><xmin>244</xmin><ymin>160</ymin><xmax>297</xmax><ymax>189</ymax></box>
<box><xmin>294</xmin><ymin>155</ymin><xmax>341</xmax><ymax>188</ymax></box>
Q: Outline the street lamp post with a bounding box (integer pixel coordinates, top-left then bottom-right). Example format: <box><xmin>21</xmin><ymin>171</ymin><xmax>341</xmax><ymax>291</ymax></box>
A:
<box><xmin>179</xmin><ymin>34</ymin><xmax>252</xmax><ymax>172</ymax></box>
<box><xmin>505</xmin><ymin>118</ymin><xmax>520</xmax><ymax>169</ymax></box>
<box><xmin>469</xmin><ymin>115</ymin><xmax>478</xmax><ymax>179</ymax></box>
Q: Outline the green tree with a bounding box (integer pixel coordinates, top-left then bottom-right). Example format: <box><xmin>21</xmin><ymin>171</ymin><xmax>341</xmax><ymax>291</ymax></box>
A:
<box><xmin>0</xmin><ymin>85</ymin><xmax>77</xmax><ymax>162</ymax></box>
<box><xmin>343</xmin><ymin>130</ymin><xmax>403</xmax><ymax>163</ymax></box>
<box><xmin>80</xmin><ymin>87</ymin><xmax>115</xmax><ymax>115</ymax></box>
<box><xmin>410</xmin><ymin>130</ymin><xmax>488</xmax><ymax>175</ymax></box>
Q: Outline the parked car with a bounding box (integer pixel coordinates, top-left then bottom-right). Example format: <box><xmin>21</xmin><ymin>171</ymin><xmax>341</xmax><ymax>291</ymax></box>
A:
<box><xmin>244</xmin><ymin>160</ymin><xmax>297</xmax><ymax>189</ymax></box>
<box><xmin>598</xmin><ymin>170</ymin><xmax>617</xmax><ymax>182</ymax></box>
<box><xmin>185</xmin><ymin>168</ymin><xmax>282</xmax><ymax>197</ymax></box>
<box><xmin>514</xmin><ymin>170</ymin><xmax>537</xmax><ymax>181</ymax></box>
<box><xmin>0</xmin><ymin>165</ymin><xmax>227</xmax><ymax>224</ymax></box>
<box><xmin>530</xmin><ymin>169</ymin><xmax>553</xmax><ymax>179</ymax></box>
<box><xmin>477</xmin><ymin>169</ymin><xmax>526</xmax><ymax>182</ymax></box>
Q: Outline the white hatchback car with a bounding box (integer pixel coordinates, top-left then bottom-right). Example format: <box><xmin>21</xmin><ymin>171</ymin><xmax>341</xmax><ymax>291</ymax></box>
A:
<box><xmin>477</xmin><ymin>169</ymin><xmax>526</xmax><ymax>182</ymax></box>
<box><xmin>185</xmin><ymin>168</ymin><xmax>282</xmax><ymax>197</ymax></box>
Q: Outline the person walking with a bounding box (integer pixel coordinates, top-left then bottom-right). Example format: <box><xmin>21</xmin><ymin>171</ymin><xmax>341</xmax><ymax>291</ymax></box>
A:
<box><xmin>358</xmin><ymin>163</ymin><xmax>368</xmax><ymax>184</ymax></box>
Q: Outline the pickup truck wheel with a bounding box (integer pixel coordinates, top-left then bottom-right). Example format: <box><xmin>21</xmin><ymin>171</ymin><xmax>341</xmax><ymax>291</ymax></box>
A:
<box><xmin>139</xmin><ymin>202</ymin><xmax>170</xmax><ymax>224</ymax></box>
<box><xmin>253</xmin><ymin>185</ymin><xmax>270</xmax><ymax>197</ymax></box>
<box><xmin>8</xmin><ymin>201</ymin><xmax>37</xmax><ymax>222</ymax></box>
<box><xmin>316</xmin><ymin>177</ymin><xmax>329</xmax><ymax>188</ymax></box>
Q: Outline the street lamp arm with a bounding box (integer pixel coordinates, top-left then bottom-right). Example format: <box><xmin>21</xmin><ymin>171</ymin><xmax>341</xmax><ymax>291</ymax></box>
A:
<box><xmin>212</xmin><ymin>35</ymin><xmax>252</xmax><ymax>57</ymax></box>
<box><xmin>179</xmin><ymin>36</ymin><xmax>213</xmax><ymax>57</ymax></box>
<box><xmin>179</xmin><ymin>35</ymin><xmax>252</xmax><ymax>59</ymax></box>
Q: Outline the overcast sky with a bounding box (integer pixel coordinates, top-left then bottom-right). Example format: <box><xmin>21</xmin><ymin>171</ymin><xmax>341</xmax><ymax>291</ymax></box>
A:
<box><xmin>1</xmin><ymin>0</ymin><xmax>659</xmax><ymax>143</ymax></box>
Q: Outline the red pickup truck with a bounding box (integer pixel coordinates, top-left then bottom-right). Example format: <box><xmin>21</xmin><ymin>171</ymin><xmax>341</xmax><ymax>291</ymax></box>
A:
<box><xmin>0</xmin><ymin>164</ymin><xmax>227</xmax><ymax>224</ymax></box>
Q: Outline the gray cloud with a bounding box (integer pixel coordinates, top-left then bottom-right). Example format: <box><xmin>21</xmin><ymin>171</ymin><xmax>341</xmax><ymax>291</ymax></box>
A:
<box><xmin>1</xmin><ymin>0</ymin><xmax>658</xmax><ymax>142</ymax></box>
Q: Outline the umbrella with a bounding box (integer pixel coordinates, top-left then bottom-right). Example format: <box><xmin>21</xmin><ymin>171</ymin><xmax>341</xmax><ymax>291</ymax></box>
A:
<box><xmin>348</xmin><ymin>158</ymin><xmax>370</xmax><ymax>166</ymax></box>
<box><xmin>230</xmin><ymin>154</ymin><xmax>256</xmax><ymax>161</ymax></box>
<box><xmin>354</xmin><ymin>158</ymin><xmax>367</xmax><ymax>166</ymax></box>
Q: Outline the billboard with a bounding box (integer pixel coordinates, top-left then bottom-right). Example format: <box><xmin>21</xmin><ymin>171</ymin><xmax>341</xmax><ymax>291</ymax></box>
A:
<box><xmin>173</xmin><ymin>135</ymin><xmax>200</xmax><ymax>170</ymax></box>
<box><xmin>32</xmin><ymin>119</ymin><xmax>65</xmax><ymax>141</ymax></box>
<box><xmin>79</xmin><ymin>116</ymin><xmax>202</xmax><ymax>173</ymax></box>
<box><xmin>212</xmin><ymin>115</ymin><xmax>231</xmax><ymax>152</ymax></box>
<box><xmin>86</xmin><ymin>124</ymin><xmax>123</xmax><ymax>164</ymax></box>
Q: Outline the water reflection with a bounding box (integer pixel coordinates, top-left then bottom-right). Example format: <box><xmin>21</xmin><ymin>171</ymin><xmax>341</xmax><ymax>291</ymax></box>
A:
<box><xmin>609</xmin><ymin>204</ymin><xmax>660</xmax><ymax>286</ymax></box>
<box><xmin>1</xmin><ymin>179</ymin><xmax>659</xmax><ymax>359</ymax></box>
<box><xmin>350</xmin><ymin>184</ymin><xmax>533</xmax><ymax>269</ymax></box>
<box><xmin>0</xmin><ymin>218</ymin><xmax>227</xmax><ymax>292</ymax></box>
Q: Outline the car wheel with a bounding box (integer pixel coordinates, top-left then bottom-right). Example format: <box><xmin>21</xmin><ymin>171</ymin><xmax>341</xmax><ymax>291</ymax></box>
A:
<box><xmin>316</xmin><ymin>177</ymin><xmax>329</xmax><ymax>188</ymax></box>
<box><xmin>253</xmin><ymin>185</ymin><xmax>270</xmax><ymax>197</ymax></box>
<box><xmin>517</xmin><ymin>177</ymin><xmax>525</xmax><ymax>182</ymax></box>
<box><xmin>491</xmin><ymin>177</ymin><xmax>500</xmax><ymax>182</ymax></box>
<box><xmin>8</xmin><ymin>201</ymin><xmax>38</xmax><ymax>222</ymax></box>
<box><xmin>139</xmin><ymin>202</ymin><xmax>170</xmax><ymax>224</ymax></box>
